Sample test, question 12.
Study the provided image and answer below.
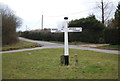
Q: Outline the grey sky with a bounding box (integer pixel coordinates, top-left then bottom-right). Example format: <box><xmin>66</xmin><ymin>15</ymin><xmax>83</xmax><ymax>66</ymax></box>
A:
<box><xmin>0</xmin><ymin>0</ymin><xmax>119</xmax><ymax>31</ymax></box>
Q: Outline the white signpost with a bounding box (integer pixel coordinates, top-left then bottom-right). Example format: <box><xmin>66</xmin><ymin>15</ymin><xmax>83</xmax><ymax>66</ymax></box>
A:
<box><xmin>51</xmin><ymin>17</ymin><xmax>82</xmax><ymax>65</ymax></box>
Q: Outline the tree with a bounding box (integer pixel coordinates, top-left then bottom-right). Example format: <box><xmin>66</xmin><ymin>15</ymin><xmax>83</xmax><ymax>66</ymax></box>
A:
<box><xmin>103</xmin><ymin>2</ymin><xmax>120</xmax><ymax>45</ymax></box>
<box><xmin>114</xmin><ymin>1</ymin><xmax>120</xmax><ymax>28</ymax></box>
<box><xmin>106</xmin><ymin>2</ymin><xmax>120</xmax><ymax>28</ymax></box>
<box><xmin>69</xmin><ymin>15</ymin><xmax>105</xmax><ymax>43</ymax></box>
<box><xmin>0</xmin><ymin>3</ymin><xmax>22</xmax><ymax>45</ymax></box>
<box><xmin>96</xmin><ymin>0</ymin><xmax>114</xmax><ymax>25</ymax></box>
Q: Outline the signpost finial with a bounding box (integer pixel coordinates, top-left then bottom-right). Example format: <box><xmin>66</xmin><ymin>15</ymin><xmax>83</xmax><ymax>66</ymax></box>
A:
<box><xmin>64</xmin><ymin>17</ymin><xmax>68</xmax><ymax>20</ymax></box>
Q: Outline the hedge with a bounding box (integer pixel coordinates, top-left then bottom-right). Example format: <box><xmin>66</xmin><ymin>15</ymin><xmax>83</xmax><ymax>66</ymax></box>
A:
<box><xmin>20</xmin><ymin>28</ymin><xmax>119</xmax><ymax>45</ymax></box>
<box><xmin>104</xmin><ymin>28</ymin><xmax>120</xmax><ymax>45</ymax></box>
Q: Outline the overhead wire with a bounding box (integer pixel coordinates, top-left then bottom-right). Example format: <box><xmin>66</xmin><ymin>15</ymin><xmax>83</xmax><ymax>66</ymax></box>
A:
<box><xmin>45</xmin><ymin>7</ymin><xmax>98</xmax><ymax>18</ymax></box>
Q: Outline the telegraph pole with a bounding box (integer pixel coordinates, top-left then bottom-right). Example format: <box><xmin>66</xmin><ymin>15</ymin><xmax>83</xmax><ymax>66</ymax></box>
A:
<box><xmin>41</xmin><ymin>15</ymin><xmax>43</xmax><ymax>30</ymax></box>
<box><xmin>26</xmin><ymin>25</ymin><xmax>27</xmax><ymax>31</ymax></box>
<box><xmin>101</xmin><ymin>0</ymin><xmax>104</xmax><ymax>24</ymax></box>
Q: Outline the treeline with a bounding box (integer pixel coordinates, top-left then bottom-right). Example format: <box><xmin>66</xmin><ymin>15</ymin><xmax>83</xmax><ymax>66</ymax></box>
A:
<box><xmin>20</xmin><ymin>15</ymin><xmax>119</xmax><ymax>45</ymax></box>
<box><xmin>20</xmin><ymin>15</ymin><xmax>105</xmax><ymax>43</ymax></box>
<box><xmin>20</xmin><ymin>27</ymin><xmax>119</xmax><ymax>45</ymax></box>
<box><xmin>20</xmin><ymin>15</ymin><xmax>104</xmax><ymax>43</ymax></box>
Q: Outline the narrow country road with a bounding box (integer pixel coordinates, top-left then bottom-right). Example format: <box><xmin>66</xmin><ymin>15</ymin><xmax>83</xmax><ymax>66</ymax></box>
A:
<box><xmin>1</xmin><ymin>37</ymin><xmax>119</xmax><ymax>54</ymax></box>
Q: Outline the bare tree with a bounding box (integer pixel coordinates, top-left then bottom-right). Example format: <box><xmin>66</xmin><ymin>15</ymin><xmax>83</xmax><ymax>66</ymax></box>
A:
<box><xmin>96</xmin><ymin>0</ymin><xmax>115</xmax><ymax>25</ymax></box>
<box><xmin>0</xmin><ymin>3</ymin><xmax>22</xmax><ymax>45</ymax></box>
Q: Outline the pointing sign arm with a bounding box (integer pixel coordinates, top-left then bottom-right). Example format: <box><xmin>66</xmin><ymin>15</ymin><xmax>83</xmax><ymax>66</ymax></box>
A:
<box><xmin>51</xmin><ymin>27</ymin><xmax>82</xmax><ymax>33</ymax></box>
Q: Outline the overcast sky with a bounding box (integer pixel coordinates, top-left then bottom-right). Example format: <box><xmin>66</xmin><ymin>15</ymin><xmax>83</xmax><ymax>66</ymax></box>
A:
<box><xmin>0</xmin><ymin>0</ymin><xmax>119</xmax><ymax>31</ymax></box>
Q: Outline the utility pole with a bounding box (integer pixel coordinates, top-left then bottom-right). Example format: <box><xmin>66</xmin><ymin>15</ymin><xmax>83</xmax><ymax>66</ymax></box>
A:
<box><xmin>41</xmin><ymin>15</ymin><xmax>43</xmax><ymax>30</ymax></box>
<box><xmin>101</xmin><ymin>0</ymin><xmax>104</xmax><ymax>24</ymax></box>
<box><xmin>26</xmin><ymin>25</ymin><xmax>27</xmax><ymax>31</ymax></box>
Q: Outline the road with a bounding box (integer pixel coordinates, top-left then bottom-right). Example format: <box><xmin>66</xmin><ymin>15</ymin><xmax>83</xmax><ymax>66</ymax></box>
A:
<box><xmin>1</xmin><ymin>37</ymin><xmax>119</xmax><ymax>54</ymax></box>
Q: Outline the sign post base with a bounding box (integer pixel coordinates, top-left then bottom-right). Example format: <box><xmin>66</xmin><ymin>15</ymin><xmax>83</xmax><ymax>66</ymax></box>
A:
<box><xmin>64</xmin><ymin>55</ymin><xmax>69</xmax><ymax>65</ymax></box>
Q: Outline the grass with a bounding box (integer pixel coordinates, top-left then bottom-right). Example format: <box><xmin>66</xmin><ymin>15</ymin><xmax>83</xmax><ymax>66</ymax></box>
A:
<box><xmin>69</xmin><ymin>41</ymin><xmax>91</xmax><ymax>45</ymax></box>
<box><xmin>98</xmin><ymin>45</ymin><xmax>120</xmax><ymax>50</ymax></box>
<box><xmin>2</xmin><ymin>40</ymin><xmax>41</xmax><ymax>51</ymax></box>
<box><xmin>2</xmin><ymin>48</ymin><xmax>118</xmax><ymax>79</ymax></box>
<box><xmin>50</xmin><ymin>41</ymin><xmax>120</xmax><ymax>50</ymax></box>
<box><xmin>50</xmin><ymin>41</ymin><xmax>91</xmax><ymax>45</ymax></box>
<box><xmin>49</xmin><ymin>41</ymin><xmax>64</xmax><ymax>44</ymax></box>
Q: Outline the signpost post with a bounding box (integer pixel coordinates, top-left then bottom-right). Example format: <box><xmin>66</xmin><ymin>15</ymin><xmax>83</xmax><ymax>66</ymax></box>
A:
<box><xmin>64</xmin><ymin>17</ymin><xmax>69</xmax><ymax>65</ymax></box>
<box><xmin>51</xmin><ymin>17</ymin><xmax>82</xmax><ymax>65</ymax></box>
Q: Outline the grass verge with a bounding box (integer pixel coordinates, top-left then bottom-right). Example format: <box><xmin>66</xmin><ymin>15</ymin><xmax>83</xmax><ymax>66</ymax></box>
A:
<box><xmin>97</xmin><ymin>45</ymin><xmax>120</xmax><ymax>50</ymax></box>
<box><xmin>49</xmin><ymin>41</ymin><xmax>91</xmax><ymax>45</ymax></box>
<box><xmin>50</xmin><ymin>41</ymin><xmax>120</xmax><ymax>50</ymax></box>
<box><xmin>3</xmin><ymin>48</ymin><xmax>118</xmax><ymax>79</ymax></box>
<box><xmin>2</xmin><ymin>40</ymin><xmax>41</xmax><ymax>51</ymax></box>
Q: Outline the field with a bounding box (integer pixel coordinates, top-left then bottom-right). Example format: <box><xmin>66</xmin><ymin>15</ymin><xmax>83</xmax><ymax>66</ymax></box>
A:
<box><xmin>2</xmin><ymin>48</ymin><xmax>118</xmax><ymax>79</ymax></box>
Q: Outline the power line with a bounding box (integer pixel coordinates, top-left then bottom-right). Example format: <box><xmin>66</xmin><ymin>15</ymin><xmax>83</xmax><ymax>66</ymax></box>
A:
<box><xmin>46</xmin><ymin>7</ymin><xmax>98</xmax><ymax>17</ymax></box>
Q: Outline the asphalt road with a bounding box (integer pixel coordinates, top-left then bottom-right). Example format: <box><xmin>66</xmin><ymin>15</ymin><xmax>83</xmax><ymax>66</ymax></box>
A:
<box><xmin>1</xmin><ymin>37</ymin><xmax>119</xmax><ymax>54</ymax></box>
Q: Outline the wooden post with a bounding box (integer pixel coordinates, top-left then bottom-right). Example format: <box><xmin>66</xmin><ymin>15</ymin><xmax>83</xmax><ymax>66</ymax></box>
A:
<box><xmin>75</xmin><ymin>54</ymin><xmax>78</xmax><ymax>66</ymax></box>
<box><xmin>60</xmin><ymin>55</ymin><xmax>64</xmax><ymax>66</ymax></box>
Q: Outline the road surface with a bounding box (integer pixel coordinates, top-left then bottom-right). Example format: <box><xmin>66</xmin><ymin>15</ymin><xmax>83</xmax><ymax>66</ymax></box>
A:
<box><xmin>1</xmin><ymin>37</ymin><xmax>119</xmax><ymax>54</ymax></box>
